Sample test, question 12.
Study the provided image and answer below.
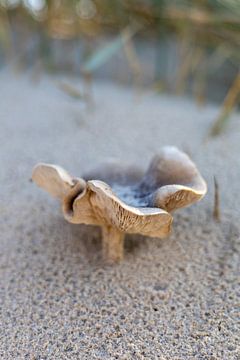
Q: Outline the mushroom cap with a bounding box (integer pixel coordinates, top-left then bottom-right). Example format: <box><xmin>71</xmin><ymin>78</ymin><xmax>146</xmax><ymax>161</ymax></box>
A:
<box><xmin>32</xmin><ymin>147</ymin><xmax>207</xmax><ymax>238</ymax></box>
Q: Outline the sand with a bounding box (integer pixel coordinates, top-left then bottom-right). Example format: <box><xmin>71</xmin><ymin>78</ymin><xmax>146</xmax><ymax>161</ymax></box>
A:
<box><xmin>0</xmin><ymin>70</ymin><xmax>239</xmax><ymax>359</ymax></box>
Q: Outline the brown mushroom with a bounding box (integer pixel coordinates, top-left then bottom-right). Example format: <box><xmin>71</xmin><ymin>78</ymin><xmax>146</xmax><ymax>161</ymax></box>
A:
<box><xmin>32</xmin><ymin>147</ymin><xmax>207</xmax><ymax>263</ymax></box>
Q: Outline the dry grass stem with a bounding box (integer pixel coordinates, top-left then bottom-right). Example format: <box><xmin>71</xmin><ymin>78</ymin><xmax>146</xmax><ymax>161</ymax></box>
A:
<box><xmin>209</xmin><ymin>72</ymin><xmax>240</xmax><ymax>136</ymax></box>
<box><xmin>213</xmin><ymin>176</ymin><xmax>221</xmax><ymax>222</ymax></box>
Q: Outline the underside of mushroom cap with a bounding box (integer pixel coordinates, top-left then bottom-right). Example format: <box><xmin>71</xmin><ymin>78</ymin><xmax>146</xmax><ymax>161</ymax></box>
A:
<box><xmin>86</xmin><ymin>180</ymin><xmax>173</xmax><ymax>238</ymax></box>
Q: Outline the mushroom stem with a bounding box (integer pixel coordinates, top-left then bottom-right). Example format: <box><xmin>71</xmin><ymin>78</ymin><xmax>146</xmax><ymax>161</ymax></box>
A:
<box><xmin>101</xmin><ymin>225</ymin><xmax>124</xmax><ymax>264</ymax></box>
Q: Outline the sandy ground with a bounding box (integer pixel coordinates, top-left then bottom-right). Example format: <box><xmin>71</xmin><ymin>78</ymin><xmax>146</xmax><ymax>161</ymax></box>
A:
<box><xmin>0</xmin><ymin>71</ymin><xmax>239</xmax><ymax>359</ymax></box>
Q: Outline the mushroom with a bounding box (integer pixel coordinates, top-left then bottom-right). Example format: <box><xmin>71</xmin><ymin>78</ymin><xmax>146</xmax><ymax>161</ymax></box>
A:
<box><xmin>32</xmin><ymin>146</ymin><xmax>207</xmax><ymax>263</ymax></box>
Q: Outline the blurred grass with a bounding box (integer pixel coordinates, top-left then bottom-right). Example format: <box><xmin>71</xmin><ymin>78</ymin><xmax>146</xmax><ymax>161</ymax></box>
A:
<box><xmin>82</xmin><ymin>22</ymin><xmax>142</xmax><ymax>74</ymax></box>
<box><xmin>209</xmin><ymin>72</ymin><xmax>240</xmax><ymax>136</ymax></box>
<box><xmin>0</xmin><ymin>0</ymin><xmax>239</xmax><ymax>134</ymax></box>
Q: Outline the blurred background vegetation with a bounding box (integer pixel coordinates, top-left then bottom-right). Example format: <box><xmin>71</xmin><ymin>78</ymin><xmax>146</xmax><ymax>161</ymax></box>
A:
<box><xmin>0</xmin><ymin>0</ymin><xmax>239</xmax><ymax>134</ymax></box>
